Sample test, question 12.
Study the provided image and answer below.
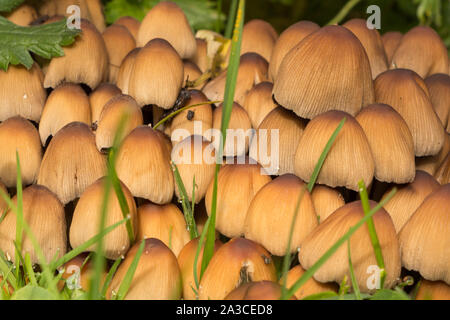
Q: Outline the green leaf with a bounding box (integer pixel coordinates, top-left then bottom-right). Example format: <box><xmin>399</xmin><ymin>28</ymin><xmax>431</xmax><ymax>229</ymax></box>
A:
<box><xmin>0</xmin><ymin>16</ymin><xmax>80</xmax><ymax>71</ymax></box>
<box><xmin>101</xmin><ymin>258</ymin><xmax>122</xmax><ymax>299</ymax></box>
<box><xmin>104</xmin><ymin>0</ymin><xmax>224</xmax><ymax>31</ymax></box>
<box><xmin>0</xmin><ymin>0</ymin><xmax>24</xmax><ymax>13</ymax></box>
<box><xmin>201</xmin><ymin>0</ymin><xmax>246</xmax><ymax>281</ymax></box>
<box><xmin>347</xmin><ymin>240</ymin><xmax>362</xmax><ymax>300</ymax></box>
<box><xmin>11</xmin><ymin>285</ymin><xmax>58</xmax><ymax>300</ymax></box>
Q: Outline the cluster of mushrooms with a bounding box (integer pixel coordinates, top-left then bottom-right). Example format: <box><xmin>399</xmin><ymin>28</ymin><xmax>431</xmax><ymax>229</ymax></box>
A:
<box><xmin>0</xmin><ymin>0</ymin><xmax>449</xmax><ymax>300</ymax></box>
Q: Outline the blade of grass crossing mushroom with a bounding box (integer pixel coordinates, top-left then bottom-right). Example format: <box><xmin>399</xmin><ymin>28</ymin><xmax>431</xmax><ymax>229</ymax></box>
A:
<box><xmin>193</xmin><ymin>215</ymin><xmax>212</xmax><ymax>297</ymax></box>
<box><xmin>171</xmin><ymin>162</ymin><xmax>198</xmax><ymax>239</ymax></box>
<box><xmin>358</xmin><ymin>180</ymin><xmax>386</xmax><ymax>288</ymax></box>
<box><xmin>201</xmin><ymin>0</ymin><xmax>245</xmax><ymax>278</ymax></box>
<box><xmin>280</xmin><ymin>117</ymin><xmax>346</xmax><ymax>299</ymax></box>
<box><xmin>0</xmin><ymin>156</ymin><xmax>59</xmax><ymax>296</ymax></box>
<box><xmin>281</xmin><ymin>187</ymin><xmax>397</xmax><ymax>300</ymax></box>
<box><xmin>101</xmin><ymin>257</ymin><xmax>122</xmax><ymax>298</ymax></box>
<box><xmin>0</xmin><ymin>250</ymin><xmax>17</xmax><ymax>291</ymax></box>
<box><xmin>115</xmin><ymin>239</ymin><xmax>145</xmax><ymax>300</ymax></box>
<box><xmin>88</xmin><ymin>163</ymin><xmax>112</xmax><ymax>300</ymax></box>
<box><xmin>347</xmin><ymin>240</ymin><xmax>362</xmax><ymax>300</ymax></box>
<box><xmin>14</xmin><ymin>152</ymin><xmax>23</xmax><ymax>283</ymax></box>
<box><xmin>153</xmin><ymin>101</ymin><xmax>221</xmax><ymax>130</ymax></box>
<box><xmin>50</xmin><ymin>218</ymin><xmax>127</xmax><ymax>270</ymax></box>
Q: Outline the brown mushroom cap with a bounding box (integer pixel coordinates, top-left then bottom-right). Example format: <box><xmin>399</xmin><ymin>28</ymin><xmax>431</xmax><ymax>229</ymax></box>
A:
<box><xmin>241</xmin><ymin>19</ymin><xmax>278</xmax><ymax>61</ymax></box>
<box><xmin>273</xmin><ymin>25</ymin><xmax>374</xmax><ymax>119</ymax></box>
<box><xmin>399</xmin><ymin>184</ymin><xmax>450</xmax><ymax>284</ymax></box>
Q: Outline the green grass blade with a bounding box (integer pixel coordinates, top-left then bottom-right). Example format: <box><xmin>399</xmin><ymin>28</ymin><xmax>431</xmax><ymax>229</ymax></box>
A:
<box><xmin>193</xmin><ymin>215</ymin><xmax>211</xmax><ymax>295</ymax></box>
<box><xmin>306</xmin><ymin>118</ymin><xmax>346</xmax><ymax>192</ymax></box>
<box><xmin>224</xmin><ymin>0</ymin><xmax>238</xmax><ymax>38</ymax></box>
<box><xmin>88</xmin><ymin>177</ymin><xmax>111</xmax><ymax>300</ymax></box>
<box><xmin>24</xmin><ymin>253</ymin><xmax>37</xmax><ymax>286</ymax></box>
<box><xmin>280</xmin><ymin>117</ymin><xmax>346</xmax><ymax>299</ymax></box>
<box><xmin>115</xmin><ymin>239</ymin><xmax>145</xmax><ymax>300</ymax></box>
<box><xmin>358</xmin><ymin>180</ymin><xmax>386</xmax><ymax>289</ymax></box>
<box><xmin>51</xmin><ymin>218</ymin><xmax>128</xmax><ymax>270</ymax></box>
<box><xmin>283</xmin><ymin>188</ymin><xmax>397</xmax><ymax>300</ymax></box>
<box><xmin>14</xmin><ymin>152</ymin><xmax>23</xmax><ymax>284</ymax></box>
<box><xmin>101</xmin><ymin>257</ymin><xmax>122</xmax><ymax>298</ymax></box>
<box><xmin>153</xmin><ymin>101</ymin><xmax>220</xmax><ymax>130</ymax></box>
<box><xmin>201</xmin><ymin>0</ymin><xmax>245</xmax><ymax>279</ymax></box>
<box><xmin>347</xmin><ymin>240</ymin><xmax>362</xmax><ymax>300</ymax></box>
<box><xmin>171</xmin><ymin>162</ymin><xmax>198</xmax><ymax>239</ymax></box>
<box><xmin>327</xmin><ymin>0</ymin><xmax>362</xmax><ymax>25</ymax></box>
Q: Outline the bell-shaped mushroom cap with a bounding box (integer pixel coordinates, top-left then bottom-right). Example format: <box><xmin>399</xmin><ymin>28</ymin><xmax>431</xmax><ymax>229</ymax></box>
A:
<box><xmin>116</xmin><ymin>47</ymin><xmax>140</xmax><ymax>95</ymax></box>
<box><xmin>374</xmin><ymin>69</ymin><xmax>445</xmax><ymax>156</ymax></box>
<box><xmin>299</xmin><ymin>200</ymin><xmax>401</xmax><ymax>292</ymax></box>
<box><xmin>399</xmin><ymin>184</ymin><xmax>450</xmax><ymax>284</ymax></box>
<box><xmin>269</xmin><ymin>20</ymin><xmax>319</xmax><ymax>81</ymax></box>
<box><xmin>5</xmin><ymin>4</ymin><xmax>37</xmax><ymax>26</ymax></box>
<box><xmin>416</xmin><ymin>280</ymin><xmax>450</xmax><ymax>300</ymax></box>
<box><xmin>114</xmin><ymin>16</ymin><xmax>141</xmax><ymax>40</ymax></box>
<box><xmin>204</xmin><ymin>161</ymin><xmax>271</xmax><ymax>238</ymax></box>
<box><xmin>311</xmin><ymin>185</ymin><xmax>345</xmax><ymax>222</ymax></box>
<box><xmin>39</xmin><ymin>83</ymin><xmax>91</xmax><ymax>145</ymax></box>
<box><xmin>39</xmin><ymin>0</ymin><xmax>105</xmax><ymax>32</ymax></box>
<box><xmin>102</xmin><ymin>24</ymin><xmax>136</xmax><ymax>83</ymax></box>
<box><xmin>115</xmin><ymin>126</ymin><xmax>174</xmax><ymax>204</ymax></box>
<box><xmin>0</xmin><ymin>117</ymin><xmax>42</xmax><ymax>187</ymax></box>
<box><xmin>0</xmin><ymin>185</ymin><xmax>66</xmax><ymax>264</ymax></box>
<box><xmin>37</xmin><ymin>122</ymin><xmax>107</xmax><ymax>204</ymax></box>
<box><xmin>294</xmin><ymin>110</ymin><xmax>374</xmax><ymax>191</ymax></box>
<box><xmin>192</xmin><ymin>38</ymin><xmax>208</xmax><ymax>73</ymax></box>
<box><xmin>435</xmin><ymin>153</ymin><xmax>449</xmax><ymax>184</ymax></box>
<box><xmin>280</xmin><ymin>265</ymin><xmax>338</xmax><ymax>300</ymax></box>
<box><xmin>273</xmin><ymin>25</ymin><xmax>374</xmax><ymax>120</ymax></box>
<box><xmin>203</xmin><ymin>52</ymin><xmax>268</xmax><ymax>106</ymax></box>
<box><xmin>128</xmin><ymin>38</ymin><xmax>183</xmax><ymax>108</ymax></box>
<box><xmin>177</xmin><ymin>238</ymin><xmax>222</xmax><ymax>300</ymax></box>
<box><xmin>416</xmin><ymin>132</ymin><xmax>449</xmax><ymax>175</ymax></box>
<box><xmin>225</xmin><ymin>281</ymin><xmax>294</xmax><ymax>300</ymax></box>
<box><xmin>243</xmin><ymin>81</ymin><xmax>277</xmax><ymax>128</ymax></box>
<box><xmin>89</xmin><ymin>83</ymin><xmax>122</xmax><ymax>125</ymax></box>
<box><xmin>212</xmin><ymin>102</ymin><xmax>252</xmax><ymax>157</ymax></box>
<box><xmin>356</xmin><ymin>104</ymin><xmax>415</xmax><ymax>183</ymax></box>
<box><xmin>137</xmin><ymin>1</ymin><xmax>196</xmax><ymax>59</ymax></box>
<box><xmin>44</xmin><ymin>19</ymin><xmax>109</xmax><ymax>89</ymax></box>
<box><xmin>381</xmin><ymin>31</ymin><xmax>402</xmax><ymax>64</ymax></box>
<box><xmin>241</xmin><ymin>19</ymin><xmax>278</xmax><ymax>61</ymax></box>
<box><xmin>108</xmin><ymin>238</ymin><xmax>182</xmax><ymax>300</ymax></box>
<box><xmin>95</xmin><ymin>94</ymin><xmax>143</xmax><ymax>151</ymax></box>
<box><xmin>199</xmin><ymin>237</ymin><xmax>277</xmax><ymax>300</ymax></box>
<box><xmin>425</xmin><ymin>73</ymin><xmax>450</xmax><ymax>133</ymax></box>
<box><xmin>169</xmin><ymin>90</ymin><xmax>213</xmax><ymax>145</ymax></box>
<box><xmin>171</xmin><ymin>135</ymin><xmax>215</xmax><ymax>203</ymax></box>
<box><xmin>70</xmin><ymin>177</ymin><xmax>137</xmax><ymax>260</ymax></box>
<box><xmin>381</xmin><ymin>170</ymin><xmax>440</xmax><ymax>233</ymax></box>
<box><xmin>0</xmin><ymin>63</ymin><xmax>46</xmax><ymax>122</ymax></box>
<box><xmin>343</xmin><ymin>19</ymin><xmax>388</xmax><ymax>79</ymax></box>
<box><xmin>390</xmin><ymin>26</ymin><xmax>449</xmax><ymax>78</ymax></box>
<box><xmin>136</xmin><ymin>203</ymin><xmax>189</xmax><ymax>256</ymax></box>
<box><xmin>250</xmin><ymin>107</ymin><xmax>306</xmax><ymax>175</ymax></box>
<box><xmin>244</xmin><ymin>174</ymin><xmax>318</xmax><ymax>256</ymax></box>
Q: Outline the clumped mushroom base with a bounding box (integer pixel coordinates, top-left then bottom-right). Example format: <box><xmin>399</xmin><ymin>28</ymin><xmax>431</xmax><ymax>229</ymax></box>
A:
<box><xmin>0</xmin><ymin>0</ymin><xmax>448</xmax><ymax>301</ymax></box>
